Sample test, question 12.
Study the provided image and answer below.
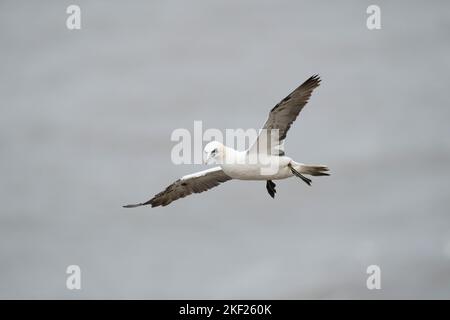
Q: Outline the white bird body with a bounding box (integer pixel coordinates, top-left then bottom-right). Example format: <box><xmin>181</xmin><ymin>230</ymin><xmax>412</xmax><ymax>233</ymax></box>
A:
<box><xmin>124</xmin><ymin>75</ymin><xmax>330</xmax><ymax>208</ymax></box>
<box><xmin>215</xmin><ymin>146</ymin><xmax>296</xmax><ymax>180</ymax></box>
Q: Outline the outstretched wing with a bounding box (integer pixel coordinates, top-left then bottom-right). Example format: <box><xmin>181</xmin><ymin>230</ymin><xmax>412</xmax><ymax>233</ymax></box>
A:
<box><xmin>248</xmin><ymin>75</ymin><xmax>321</xmax><ymax>155</ymax></box>
<box><xmin>123</xmin><ymin>167</ymin><xmax>232</xmax><ymax>208</ymax></box>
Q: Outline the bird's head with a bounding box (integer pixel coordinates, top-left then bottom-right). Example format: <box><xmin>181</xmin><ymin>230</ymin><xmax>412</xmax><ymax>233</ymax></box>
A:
<box><xmin>204</xmin><ymin>141</ymin><xmax>225</xmax><ymax>164</ymax></box>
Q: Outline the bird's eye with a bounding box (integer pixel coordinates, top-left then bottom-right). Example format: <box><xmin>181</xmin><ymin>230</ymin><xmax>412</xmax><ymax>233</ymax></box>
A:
<box><xmin>211</xmin><ymin>148</ymin><xmax>218</xmax><ymax>155</ymax></box>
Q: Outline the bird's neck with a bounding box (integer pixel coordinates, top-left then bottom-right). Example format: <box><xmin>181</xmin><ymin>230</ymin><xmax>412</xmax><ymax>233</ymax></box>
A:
<box><xmin>222</xmin><ymin>146</ymin><xmax>244</xmax><ymax>164</ymax></box>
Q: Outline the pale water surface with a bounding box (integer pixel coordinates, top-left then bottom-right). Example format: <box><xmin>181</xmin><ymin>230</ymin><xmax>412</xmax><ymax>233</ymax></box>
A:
<box><xmin>0</xmin><ymin>0</ymin><xmax>449</xmax><ymax>298</ymax></box>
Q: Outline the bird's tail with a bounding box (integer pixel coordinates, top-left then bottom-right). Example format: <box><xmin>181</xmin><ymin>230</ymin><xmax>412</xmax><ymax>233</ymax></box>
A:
<box><xmin>298</xmin><ymin>164</ymin><xmax>330</xmax><ymax>176</ymax></box>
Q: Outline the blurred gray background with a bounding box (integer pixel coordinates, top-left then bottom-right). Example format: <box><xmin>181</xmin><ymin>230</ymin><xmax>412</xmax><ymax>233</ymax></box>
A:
<box><xmin>1</xmin><ymin>0</ymin><xmax>449</xmax><ymax>299</ymax></box>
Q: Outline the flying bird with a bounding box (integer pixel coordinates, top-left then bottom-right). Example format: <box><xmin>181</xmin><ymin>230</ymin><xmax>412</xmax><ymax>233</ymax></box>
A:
<box><xmin>124</xmin><ymin>75</ymin><xmax>329</xmax><ymax>208</ymax></box>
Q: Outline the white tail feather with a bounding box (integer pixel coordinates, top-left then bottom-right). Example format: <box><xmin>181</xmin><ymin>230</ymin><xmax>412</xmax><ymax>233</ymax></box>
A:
<box><xmin>299</xmin><ymin>164</ymin><xmax>330</xmax><ymax>176</ymax></box>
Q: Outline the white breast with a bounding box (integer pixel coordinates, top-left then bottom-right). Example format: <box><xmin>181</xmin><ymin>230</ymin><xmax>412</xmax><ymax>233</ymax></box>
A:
<box><xmin>220</xmin><ymin>151</ymin><xmax>293</xmax><ymax>180</ymax></box>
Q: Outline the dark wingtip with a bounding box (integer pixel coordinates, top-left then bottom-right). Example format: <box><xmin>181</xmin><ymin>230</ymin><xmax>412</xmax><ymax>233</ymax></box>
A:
<box><xmin>123</xmin><ymin>203</ymin><xmax>143</xmax><ymax>208</ymax></box>
<box><xmin>123</xmin><ymin>197</ymin><xmax>157</xmax><ymax>208</ymax></box>
<box><xmin>309</xmin><ymin>74</ymin><xmax>321</xmax><ymax>86</ymax></box>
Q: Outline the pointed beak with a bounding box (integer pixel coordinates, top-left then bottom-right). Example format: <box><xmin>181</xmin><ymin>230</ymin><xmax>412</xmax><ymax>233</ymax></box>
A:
<box><xmin>204</xmin><ymin>152</ymin><xmax>211</xmax><ymax>164</ymax></box>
